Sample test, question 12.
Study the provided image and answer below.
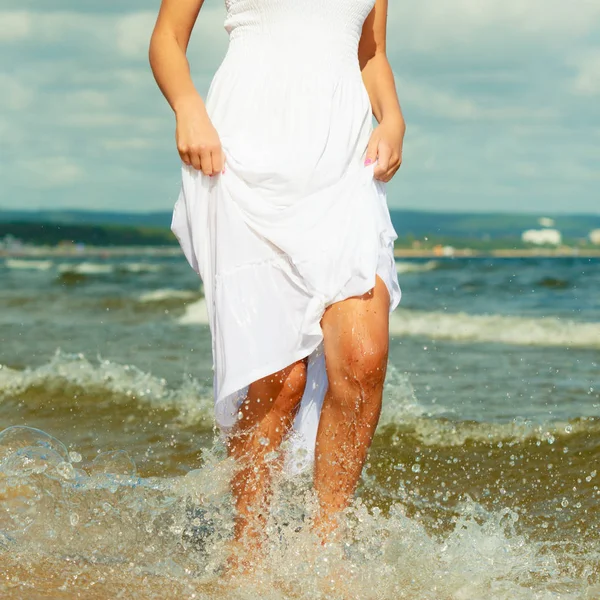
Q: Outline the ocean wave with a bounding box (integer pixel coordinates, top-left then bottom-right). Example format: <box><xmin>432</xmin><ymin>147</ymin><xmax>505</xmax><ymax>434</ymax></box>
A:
<box><xmin>396</xmin><ymin>260</ymin><xmax>439</xmax><ymax>274</ymax></box>
<box><xmin>57</xmin><ymin>262</ymin><xmax>114</xmax><ymax>275</ymax></box>
<box><xmin>2</xmin><ymin>353</ymin><xmax>597</xmax><ymax>451</ymax></box>
<box><xmin>394</xmin><ymin>414</ymin><xmax>600</xmax><ymax>447</ymax></box>
<box><xmin>0</xmin><ymin>350</ymin><xmax>214</xmax><ymax>427</ymax></box>
<box><xmin>4</xmin><ymin>258</ymin><xmax>53</xmax><ymax>271</ymax></box>
<box><xmin>117</xmin><ymin>262</ymin><xmax>162</xmax><ymax>273</ymax></box>
<box><xmin>177</xmin><ymin>301</ymin><xmax>600</xmax><ymax>349</ymax></box>
<box><xmin>138</xmin><ymin>288</ymin><xmax>199</xmax><ymax>303</ymax></box>
<box><xmin>0</xmin><ymin>354</ymin><xmax>427</xmax><ymax>434</ymax></box>
<box><xmin>389</xmin><ymin>310</ymin><xmax>600</xmax><ymax>349</ymax></box>
<box><xmin>177</xmin><ymin>298</ymin><xmax>210</xmax><ymax>324</ymax></box>
<box><xmin>55</xmin><ymin>262</ymin><xmax>163</xmax><ymax>277</ymax></box>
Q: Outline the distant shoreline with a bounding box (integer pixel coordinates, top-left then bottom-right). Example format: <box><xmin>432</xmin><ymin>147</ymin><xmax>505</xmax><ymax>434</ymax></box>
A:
<box><xmin>2</xmin><ymin>246</ymin><xmax>599</xmax><ymax>259</ymax></box>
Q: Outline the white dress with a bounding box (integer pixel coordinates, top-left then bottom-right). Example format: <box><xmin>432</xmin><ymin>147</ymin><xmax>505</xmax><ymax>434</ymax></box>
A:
<box><xmin>172</xmin><ymin>0</ymin><xmax>401</xmax><ymax>473</ymax></box>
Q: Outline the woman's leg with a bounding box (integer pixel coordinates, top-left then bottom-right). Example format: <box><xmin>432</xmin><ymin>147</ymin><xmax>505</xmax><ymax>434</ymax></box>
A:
<box><xmin>314</xmin><ymin>275</ymin><xmax>390</xmax><ymax>537</ymax></box>
<box><xmin>227</xmin><ymin>359</ymin><xmax>308</xmax><ymax>546</ymax></box>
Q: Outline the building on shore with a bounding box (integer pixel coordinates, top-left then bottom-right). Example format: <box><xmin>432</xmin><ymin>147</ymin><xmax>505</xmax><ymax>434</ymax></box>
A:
<box><xmin>522</xmin><ymin>228</ymin><xmax>562</xmax><ymax>246</ymax></box>
<box><xmin>590</xmin><ymin>229</ymin><xmax>600</xmax><ymax>245</ymax></box>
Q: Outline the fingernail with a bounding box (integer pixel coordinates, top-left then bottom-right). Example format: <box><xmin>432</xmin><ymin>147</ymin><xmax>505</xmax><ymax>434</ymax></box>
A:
<box><xmin>222</xmin><ymin>167</ymin><xmax>226</xmax><ymax>174</ymax></box>
<box><xmin>364</xmin><ymin>158</ymin><xmax>374</xmax><ymax>166</ymax></box>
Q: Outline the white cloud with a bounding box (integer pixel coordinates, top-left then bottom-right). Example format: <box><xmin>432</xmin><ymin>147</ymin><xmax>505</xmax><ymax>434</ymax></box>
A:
<box><xmin>571</xmin><ymin>51</ymin><xmax>600</xmax><ymax>96</ymax></box>
<box><xmin>115</xmin><ymin>11</ymin><xmax>156</xmax><ymax>59</ymax></box>
<box><xmin>397</xmin><ymin>77</ymin><xmax>556</xmax><ymax>122</ymax></box>
<box><xmin>101</xmin><ymin>137</ymin><xmax>159</xmax><ymax>150</ymax></box>
<box><xmin>390</xmin><ymin>0</ymin><xmax>600</xmax><ymax>53</ymax></box>
<box><xmin>18</xmin><ymin>157</ymin><xmax>83</xmax><ymax>188</ymax></box>
<box><xmin>0</xmin><ymin>11</ymin><xmax>31</xmax><ymax>42</ymax></box>
<box><xmin>0</xmin><ymin>74</ymin><xmax>34</xmax><ymax>110</ymax></box>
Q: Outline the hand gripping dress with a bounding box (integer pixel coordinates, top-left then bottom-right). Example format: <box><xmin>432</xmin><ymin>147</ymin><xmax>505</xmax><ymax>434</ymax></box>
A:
<box><xmin>172</xmin><ymin>0</ymin><xmax>401</xmax><ymax>473</ymax></box>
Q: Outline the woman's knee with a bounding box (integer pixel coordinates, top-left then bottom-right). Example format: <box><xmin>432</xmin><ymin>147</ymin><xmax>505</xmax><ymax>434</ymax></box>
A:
<box><xmin>329</xmin><ymin>336</ymin><xmax>388</xmax><ymax>393</ymax></box>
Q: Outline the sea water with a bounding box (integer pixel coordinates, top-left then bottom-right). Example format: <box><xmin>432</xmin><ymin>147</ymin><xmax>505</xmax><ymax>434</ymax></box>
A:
<box><xmin>0</xmin><ymin>254</ymin><xmax>599</xmax><ymax>598</ymax></box>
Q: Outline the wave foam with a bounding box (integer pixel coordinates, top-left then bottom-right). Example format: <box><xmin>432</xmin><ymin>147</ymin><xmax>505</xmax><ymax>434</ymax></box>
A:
<box><xmin>396</xmin><ymin>260</ymin><xmax>439</xmax><ymax>274</ymax></box>
<box><xmin>390</xmin><ymin>309</ymin><xmax>600</xmax><ymax>349</ymax></box>
<box><xmin>0</xmin><ymin>350</ymin><xmax>214</xmax><ymax>427</ymax></box>
<box><xmin>138</xmin><ymin>288</ymin><xmax>199</xmax><ymax>303</ymax></box>
<box><xmin>5</xmin><ymin>259</ymin><xmax>53</xmax><ymax>271</ymax></box>
<box><xmin>118</xmin><ymin>262</ymin><xmax>162</xmax><ymax>273</ymax></box>
<box><xmin>57</xmin><ymin>262</ymin><xmax>113</xmax><ymax>275</ymax></box>
<box><xmin>177</xmin><ymin>298</ymin><xmax>210</xmax><ymax>325</ymax></box>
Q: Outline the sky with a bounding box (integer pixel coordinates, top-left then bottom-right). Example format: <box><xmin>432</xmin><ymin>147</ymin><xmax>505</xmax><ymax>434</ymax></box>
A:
<box><xmin>0</xmin><ymin>0</ymin><xmax>599</xmax><ymax>214</ymax></box>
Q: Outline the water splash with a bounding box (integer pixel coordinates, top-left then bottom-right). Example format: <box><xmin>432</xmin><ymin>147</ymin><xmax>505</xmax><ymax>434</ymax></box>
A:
<box><xmin>0</xmin><ymin>425</ymin><xmax>595</xmax><ymax>599</ymax></box>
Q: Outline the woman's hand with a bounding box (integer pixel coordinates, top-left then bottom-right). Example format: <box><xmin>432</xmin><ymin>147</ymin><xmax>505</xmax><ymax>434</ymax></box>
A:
<box><xmin>364</xmin><ymin>116</ymin><xmax>405</xmax><ymax>182</ymax></box>
<box><xmin>174</xmin><ymin>94</ymin><xmax>224</xmax><ymax>176</ymax></box>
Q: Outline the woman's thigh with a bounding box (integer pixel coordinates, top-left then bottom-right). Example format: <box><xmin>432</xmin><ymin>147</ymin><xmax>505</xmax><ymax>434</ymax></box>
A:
<box><xmin>321</xmin><ymin>276</ymin><xmax>390</xmax><ymax>382</ymax></box>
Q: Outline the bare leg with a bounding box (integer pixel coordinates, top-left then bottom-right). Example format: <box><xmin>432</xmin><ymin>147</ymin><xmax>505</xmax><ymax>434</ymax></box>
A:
<box><xmin>227</xmin><ymin>360</ymin><xmax>307</xmax><ymax>555</ymax></box>
<box><xmin>314</xmin><ymin>275</ymin><xmax>390</xmax><ymax>538</ymax></box>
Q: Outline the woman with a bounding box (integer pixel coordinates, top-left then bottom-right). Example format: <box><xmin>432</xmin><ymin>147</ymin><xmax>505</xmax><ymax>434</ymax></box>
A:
<box><xmin>149</xmin><ymin>0</ymin><xmax>405</xmax><ymax>556</ymax></box>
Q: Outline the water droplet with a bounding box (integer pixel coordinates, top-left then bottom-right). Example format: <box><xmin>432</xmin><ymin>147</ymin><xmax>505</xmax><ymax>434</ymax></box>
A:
<box><xmin>70</xmin><ymin>513</ymin><xmax>79</xmax><ymax>527</ymax></box>
<box><xmin>411</xmin><ymin>464</ymin><xmax>421</xmax><ymax>473</ymax></box>
<box><xmin>259</xmin><ymin>437</ymin><xmax>270</xmax><ymax>446</ymax></box>
<box><xmin>55</xmin><ymin>461</ymin><xmax>76</xmax><ymax>480</ymax></box>
<box><xmin>565</xmin><ymin>425</ymin><xmax>573</xmax><ymax>434</ymax></box>
<box><xmin>561</xmin><ymin>498</ymin><xmax>569</xmax><ymax>508</ymax></box>
<box><xmin>69</xmin><ymin>451</ymin><xmax>82</xmax><ymax>463</ymax></box>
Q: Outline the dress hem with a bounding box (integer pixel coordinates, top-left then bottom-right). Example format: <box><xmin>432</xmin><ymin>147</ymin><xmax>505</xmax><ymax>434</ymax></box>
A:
<box><xmin>216</xmin><ymin>337</ymin><xmax>324</xmax><ymax>430</ymax></box>
<box><xmin>215</xmin><ymin>270</ymin><xmax>398</xmax><ymax>428</ymax></box>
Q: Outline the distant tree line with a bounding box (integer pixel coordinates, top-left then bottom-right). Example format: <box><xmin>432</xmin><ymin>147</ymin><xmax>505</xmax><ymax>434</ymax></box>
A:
<box><xmin>0</xmin><ymin>221</ymin><xmax>178</xmax><ymax>246</ymax></box>
<box><xmin>1</xmin><ymin>220</ymin><xmax>595</xmax><ymax>250</ymax></box>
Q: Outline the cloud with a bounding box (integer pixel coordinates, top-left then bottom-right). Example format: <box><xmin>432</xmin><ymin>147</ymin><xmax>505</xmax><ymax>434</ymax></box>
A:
<box><xmin>390</xmin><ymin>0</ymin><xmax>600</xmax><ymax>53</ymax></box>
<box><xmin>0</xmin><ymin>2</ymin><xmax>598</xmax><ymax>213</ymax></box>
<box><xmin>0</xmin><ymin>11</ymin><xmax>31</xmax><ymax>41</ymax></box>
<box><xmin>0</xmin><ymin>74</ymin><xmax>34</xmax><ymax>110</ymax></box>
<box><xmin>115</xmin><ymin>11</ymin><xmax>158</xmax><ymax>59</ymax></box>
<box><xmin>396</xmin><ymin>76</ymin><xmax>557</xmax><ymax>122</ymax></box>
<box><xmin>15</xmin><ymin>156</ymin><xmax>84</xmax><ymax>188</ymax></box>
<box><xmin>571</xmin><ymin>50</ymin><xmax>600</xmax><ymax>96</ymax></box>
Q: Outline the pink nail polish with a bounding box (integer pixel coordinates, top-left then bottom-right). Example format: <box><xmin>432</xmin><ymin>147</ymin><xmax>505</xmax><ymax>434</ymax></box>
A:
<box><xmin>364</xmin><ymin>158</ymin><xmax>373</xmax><ymax>166</ymax></box>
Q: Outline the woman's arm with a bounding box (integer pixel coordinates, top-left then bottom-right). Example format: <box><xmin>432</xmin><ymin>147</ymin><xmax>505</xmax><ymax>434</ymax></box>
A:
<box><xmin>149</xmin><ymin>0</ymin><xmax>223</xmax><ymax>175</ymax></box>
<box><xmin>358</xmin><ymin>0</ymin><xmax>405</xmax><ymax>182</ymax></box>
